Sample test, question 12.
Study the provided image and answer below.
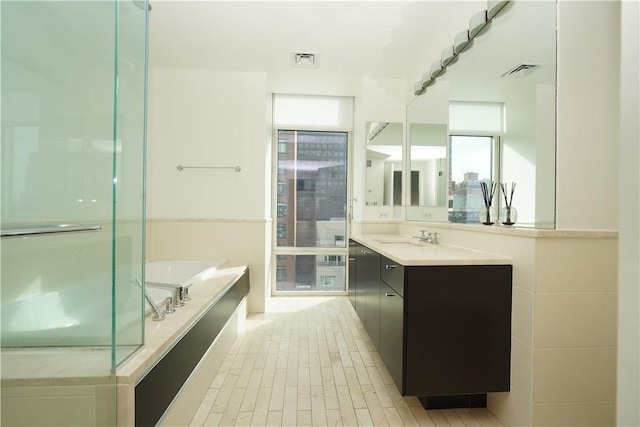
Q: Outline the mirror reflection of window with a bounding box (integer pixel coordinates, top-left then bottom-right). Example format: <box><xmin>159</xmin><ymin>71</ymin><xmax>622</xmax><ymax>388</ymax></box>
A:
<box><xmin>448</xmin><ymin>135</ymin><xmax>496</xmax><ymax>223</ymax></box>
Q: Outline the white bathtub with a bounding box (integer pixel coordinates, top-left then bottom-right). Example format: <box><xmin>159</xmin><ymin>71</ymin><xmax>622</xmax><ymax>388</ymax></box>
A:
<box><xmin>144</xmin><ymin>258</ymin><xmax>227</xmax><ymax>288</ymax></box>
<box><xmin>1</xmin><ymin>270</ymin><xmax>141</xmax><ymax>347</ymax></box>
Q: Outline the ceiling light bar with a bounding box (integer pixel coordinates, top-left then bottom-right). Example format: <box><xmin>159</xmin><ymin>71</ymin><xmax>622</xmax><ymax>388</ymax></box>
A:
<box><xmin>412</xmin><ymin>0</ymin><xmax>511</xmax><ymax>96</ymax></box>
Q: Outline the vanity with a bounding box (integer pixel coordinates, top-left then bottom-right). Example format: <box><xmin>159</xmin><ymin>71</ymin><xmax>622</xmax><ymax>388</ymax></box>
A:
<box><xmin>349</xmin><ymin>234</ymin><xmax>512</xmax><ymax>409</ymax></box>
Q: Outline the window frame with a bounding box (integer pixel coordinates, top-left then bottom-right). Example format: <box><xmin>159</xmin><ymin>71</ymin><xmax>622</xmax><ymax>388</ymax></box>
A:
<box><xmin>271</xmin><ymin>127</ymin><xmax>352</xmax><ymax>296</ymax></box>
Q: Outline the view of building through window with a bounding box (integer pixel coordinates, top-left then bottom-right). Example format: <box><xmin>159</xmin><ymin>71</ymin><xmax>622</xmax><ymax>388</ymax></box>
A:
<box><xmin>448</xmin><ymin>135</ymin><xmax>495</xmax><ymax>223</ymax></box>
<box><xmin>275</xmin><ymin>130</ymin><xmax>348</xmax><ymax>292</ymax></box>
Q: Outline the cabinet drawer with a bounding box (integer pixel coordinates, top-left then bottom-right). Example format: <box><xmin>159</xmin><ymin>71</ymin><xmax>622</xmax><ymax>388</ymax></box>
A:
<box><xmin>380</xmin><ymin>256</ymin><xmax>404</xmax><ymax>297</ymax></box>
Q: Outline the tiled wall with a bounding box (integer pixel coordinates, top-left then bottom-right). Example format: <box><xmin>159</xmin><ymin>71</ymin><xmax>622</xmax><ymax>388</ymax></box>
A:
<box><xmin>532</xmin><ymin>238</ymin><xmax>618</xmax><ymax>426</ymax></box>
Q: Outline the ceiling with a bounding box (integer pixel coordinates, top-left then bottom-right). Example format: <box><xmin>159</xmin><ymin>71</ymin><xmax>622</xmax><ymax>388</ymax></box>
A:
<box><xmin>148</xmin><ymin>1</ymin><xmax>485</xmax><ymax>95</ymax></box>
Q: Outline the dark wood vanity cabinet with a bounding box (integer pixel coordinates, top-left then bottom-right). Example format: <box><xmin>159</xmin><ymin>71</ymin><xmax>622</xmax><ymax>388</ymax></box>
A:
<box><xmin>349</xmin><ymin>240</ymin><xmax>381</xmax><ymax>348</ymax></box>
<box><xmin>348</xmin><ymin>240</ymin><xmax>357</xmax><ymax>309</ymax></box>
<box><xmin>403</xmin><ymin>264</ymin><xmax>512</xmax><ymax>398</ymax></box>
<box><xmin>349</xmin><ymin>240</ymin><xmax>512</xmax><ymax>409</ymax></box>
<box><xmin>379</xmin><ymin>281</ymin><xmax>403</xmax><ymax>389</ymax></box>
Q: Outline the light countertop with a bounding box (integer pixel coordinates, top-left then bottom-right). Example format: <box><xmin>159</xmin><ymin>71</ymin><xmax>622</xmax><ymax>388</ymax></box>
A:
<box><xmin>350</xmin><ymin>234</ymin><xmax>511</xmax><ymax>266</ymax></box>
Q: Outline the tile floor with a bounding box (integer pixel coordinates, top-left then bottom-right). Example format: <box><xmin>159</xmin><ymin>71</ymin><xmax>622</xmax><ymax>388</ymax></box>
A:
<box><xmin>190</xmin><ymin>296</ymin><xmax>503</xmax><ymax>426</ymax></box>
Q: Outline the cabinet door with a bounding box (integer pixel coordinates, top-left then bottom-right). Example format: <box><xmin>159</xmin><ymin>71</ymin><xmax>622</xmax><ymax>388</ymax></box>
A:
<box><xmin>381</xmin><ymin>256</ymin><xmax>404</xmax><ymax>297</ymax></box>
<box><xmin>348</xmin><ymin>240</ymin><xmax>357</xmax><ymax>310</ymax></box>
<box><xmin>362</xmin><ymin>248</ymin><xmax>380</xmax><ymax>349</ymax></box>
<box><xmin>379</xmin><ymin>282</ymin><xmax>404</xmax><ymax>392</ymax></box>
<box><xmin>353</xmin><ymin>245</ymin><xmax>368</xmax><ymax>322</ymax></box>
<box><xmin>405</xmin><ymin>265</ymin><xmax>512</xmax><ymax>396</ymax></box>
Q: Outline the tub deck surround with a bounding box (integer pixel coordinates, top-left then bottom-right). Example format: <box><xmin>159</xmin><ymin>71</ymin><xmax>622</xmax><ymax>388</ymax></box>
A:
<box><xmin>0</xmin><ymin>265</ymin><xmax>248</xmax><ymax>389</ymax></box>
<box><xmin>350</xmin><ymin>234</ymin><xmax>512</xmax><ymax>266</ymax></box>
<box><xmin>116</xmin><ymin>264</ymin><xmax>248</xmax><ymax>384</ymax></box>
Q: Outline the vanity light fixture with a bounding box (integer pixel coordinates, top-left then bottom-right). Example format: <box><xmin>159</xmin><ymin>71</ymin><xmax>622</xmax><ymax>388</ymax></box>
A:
<box><xmin>412</xmin><ymin>0</ymin><xmax>510</xmax><ymax>97</ymax></box>
<box><xmin>468</xmin><ymin>9</ymin><xmax>489</xmax><ymax>38</ymax></box>
<box><xmin>441</xmin><ymin>45</ymin><xmax>457</xmax><ymax>67</ymax></box>
<box><xmin>421</xmin><ymin>72</ymin><xmax>436</xmax><ymax>88</ymax></box>
<box><xmin>487</xmin><ymin>0</ymin><xmax>510</xmax><ymax>20</ymax></box>
<box><xmin>430</xmin><ymin>59</ymin><xmax>445</xmax><ymax>78</ymax></box>
<box><xmin>453</xmin><ymin>30</ymin><xmax>472</xmax><ymax>55</ymax></box>
<box><xmin>367</xmin><ymin>122</ymin><xmax>390</xmax><ymax>142</ymax></box>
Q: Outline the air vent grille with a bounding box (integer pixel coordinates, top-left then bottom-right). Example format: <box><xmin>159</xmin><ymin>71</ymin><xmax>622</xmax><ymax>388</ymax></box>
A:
<box><xmin>292</xmin><ymin>52</ymin><xmax>318</xmax><ymax>69</ymax></box>
<box><xmin>502</xmin><ymin>63</ymin><xmax>540</xmax><ymax>78</ymax></box>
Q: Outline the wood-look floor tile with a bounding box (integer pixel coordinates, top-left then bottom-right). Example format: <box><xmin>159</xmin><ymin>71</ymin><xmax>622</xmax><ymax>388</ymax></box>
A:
<box><xmin>355</xmin><ymin>408</ymin><xmax>374</xmax><ymax>426</ymax></box>
<box><xmin>266</xmin><ymin>411</ymin><xmax>282</xmax><ymax>427</ymax></box>
<box><xmin>192</xmin><ymin>297</ymin><xmax>502</xmax><ymax>427</ymax></box>
<box><xmin>235</xmin><ymin>411</ymin><xmax>253</xmax><ymax>426</ymax></box>
<box><xmin>250</xmin><ymin>388</ymin><xmax>271</xmax><ymax>426</ymax></box>
<box><xmin>297</xmin><ymin>410</ymin><xmax>313</xmax><ymax>427</ymax></box>
<box><xmin>282</xmin><ymin>386</ymin><xmax>298</xmax><ymax>426</ymax></box>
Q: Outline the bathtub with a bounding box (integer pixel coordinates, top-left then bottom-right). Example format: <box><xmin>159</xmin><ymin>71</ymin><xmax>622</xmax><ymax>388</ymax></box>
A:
<box><xmin>144</xmin><ymin>259</ymin><xmax>227</xmax><ymax>288</ymax></box>
<box><xmin>0</xmin><ymin>270</ymin><xmax>141</xmax><ymax>347</ymax></box>
<box><xmin>144</xmin><ymin>259</ymin><xmax>227</xmax><ymax>309</ymax></box>
<box><xmin>1</xmin><ymin>260</ymin><xmax>226</xmax><ymax>347</ymax></box>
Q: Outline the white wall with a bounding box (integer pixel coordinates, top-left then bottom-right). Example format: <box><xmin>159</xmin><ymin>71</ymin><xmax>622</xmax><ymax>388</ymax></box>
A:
<box><xmin>146</xmin><ymin>69</ymin><xmax>271</xmax><ymax>312</ymax></box>
<box><xmin>147</xmin><ymin>69</ymin><xmax>270</xmax><ymax>220</ymax></box>
<box><xmin>617</xmin><ymin>1</ymin><xmax>640</xmax><ymax>425</ymax></box>
<box><xmin>556</xmin><ymin>1</ymin><xmax>620</xmax><ymax>230</ymax></box>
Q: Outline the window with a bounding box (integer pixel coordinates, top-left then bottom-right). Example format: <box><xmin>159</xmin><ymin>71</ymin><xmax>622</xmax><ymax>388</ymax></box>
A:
<box><xmin>276</xmin><ymin>267</ymin><xmax>286</xmax><ymax>281</ymax></box>
<box><xmin>277</xmin><ymin>223</ymin><xmax>287</xmax><ymax>238</ymax></box>
<box><xmin>277</xmin><ymin>182</ymin><xmax>286</xmax><ymax>196</ymax></box>
<box><xmin>277</xmin><ymin>203</ymin><xmax>287</xmax><ymax>218</ymax></box>
<box><xmin>273</xmin><ymin>130</ymin><xmax>349</xmax><ymax>293</ymax></box>
<box><xmin>320</xmin><ymin>275</ymin><xmax>336</xmax><ymax>286</ymax></box>
<box><xmin>272</xmin><ymin>94</ymin><xmax>353</xmax><ymax>295</ymax></box>
<box><xmin>322</xmin><ymin>255</ymin><xmax>343</xmax><ymax>265</ymax></box>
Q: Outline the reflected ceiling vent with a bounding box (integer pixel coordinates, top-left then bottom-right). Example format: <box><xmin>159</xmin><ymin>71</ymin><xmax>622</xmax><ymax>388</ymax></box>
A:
<box><xmin>292</xmin><ymin>52</ymin><xmax>319</xmax><ymax>69</ymax></box>
<box><xmin>502</xmin><ymin>63</ymin><xmax>541</xmax><ymax>78</ymax></box>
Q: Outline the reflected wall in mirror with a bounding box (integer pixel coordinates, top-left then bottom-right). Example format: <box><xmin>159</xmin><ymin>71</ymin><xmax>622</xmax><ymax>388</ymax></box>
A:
<box><xmin>409</xmin><ymin>124</ymin><xmax>447</xmax><ymax>207</ymax></box>
<box><xmin>406</xmin><ymin>80</ymin><xmax>450</xmax><ymax>222</ymax></box>
<box><xmin>365</xmin><ymin>122</ymin><xmax>402</xmax><ymax>206</ymax></box>
<box><xmin>406</xmin><ymin>1</ymin><xmax>556</xmax><ymax>228</ymax></box>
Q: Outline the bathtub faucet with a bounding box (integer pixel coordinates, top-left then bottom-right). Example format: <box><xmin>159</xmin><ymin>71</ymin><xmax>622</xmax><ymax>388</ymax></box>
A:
<box><xmin>145</xmin><ymin>281</ymin><xmax>187</xmax><ymax>308</ymax></box>
<box><xmin>133</xmin><ymin>279</ymin><xmax>175</xmax><ymax>321</ymax></box>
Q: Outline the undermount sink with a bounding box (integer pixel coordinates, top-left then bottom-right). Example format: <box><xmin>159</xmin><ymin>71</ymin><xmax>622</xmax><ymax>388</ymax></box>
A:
<box><xmin>374</xmin><ymin>237</ymin><xmax>426</xmax><ymax>246</ymax></box>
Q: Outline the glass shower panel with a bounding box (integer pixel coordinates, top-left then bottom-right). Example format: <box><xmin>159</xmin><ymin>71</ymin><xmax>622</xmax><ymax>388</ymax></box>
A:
<box><xmin>1</xmin><ymin>0</ymin><xmax>116</xmax><ymax>364</ymax></box>
<box><xmin>1</xmin><ymin>1</ymin><xmax>147</xmax><ymax>425</ymax></box>
<box><xmin>113</xmin><ymin>0</ymin><xmax>148</xmax><ymax>367</ymax></box>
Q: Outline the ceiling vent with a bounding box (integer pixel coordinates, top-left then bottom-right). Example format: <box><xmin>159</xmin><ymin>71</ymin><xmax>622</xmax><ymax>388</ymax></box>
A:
<box><xmin>292</xmin><ymin>52</ymin><xmax>319</xmax><ymax>69</ymax></box>
<box><xmin>502</xmin><ymin>63</ymin><xmax>541</xmax><ymax>78</ymax></box>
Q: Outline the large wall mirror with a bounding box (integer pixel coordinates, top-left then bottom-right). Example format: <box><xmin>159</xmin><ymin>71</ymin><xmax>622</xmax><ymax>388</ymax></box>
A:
<box><xmin>406</xmin><ymin>1</ymin><xmax>557</xmax><ymax>228</ymax></box>
<box><xmin>365</xmin><ymin>122</ymin><xmax>403</xmax><ymax>206</ymax></box>
<box><xmin>406</xmin><ymin>82</ymin><xmax>450</xmax><ymax>221</ymax></box>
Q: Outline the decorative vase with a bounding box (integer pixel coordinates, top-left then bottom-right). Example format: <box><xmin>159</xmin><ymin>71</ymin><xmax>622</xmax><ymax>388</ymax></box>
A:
<box><xmin>479</xmin><ymin>206</ymin><xmax>496</xmax><ymax>225</ymax></box>
<box><xmin>500</xmin><ymin>206</ymin><xmax>518</xmax><ymax>225</ymax></box>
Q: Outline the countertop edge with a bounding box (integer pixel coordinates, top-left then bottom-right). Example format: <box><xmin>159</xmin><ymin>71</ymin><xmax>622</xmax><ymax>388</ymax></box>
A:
<box><xmin>350</xmin><ymin>234</ymin><xmax>512</xmax><ymax>266</ymax></box>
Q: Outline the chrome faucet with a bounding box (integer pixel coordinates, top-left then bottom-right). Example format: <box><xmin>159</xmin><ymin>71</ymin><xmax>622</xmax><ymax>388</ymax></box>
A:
<box><xmin>414</xmin><ymin>229</ymin><xmax>440</xmax><ymax>244</ymax></box>
<box><xmin>145</xmin><ymin>281</ymin><xmax>187</xmax><ymax>307</ymax></box>
<box><xmin>133</xmin><ymin>278</ymin><xmax>175</xmax><ymax>321</ymax></box>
